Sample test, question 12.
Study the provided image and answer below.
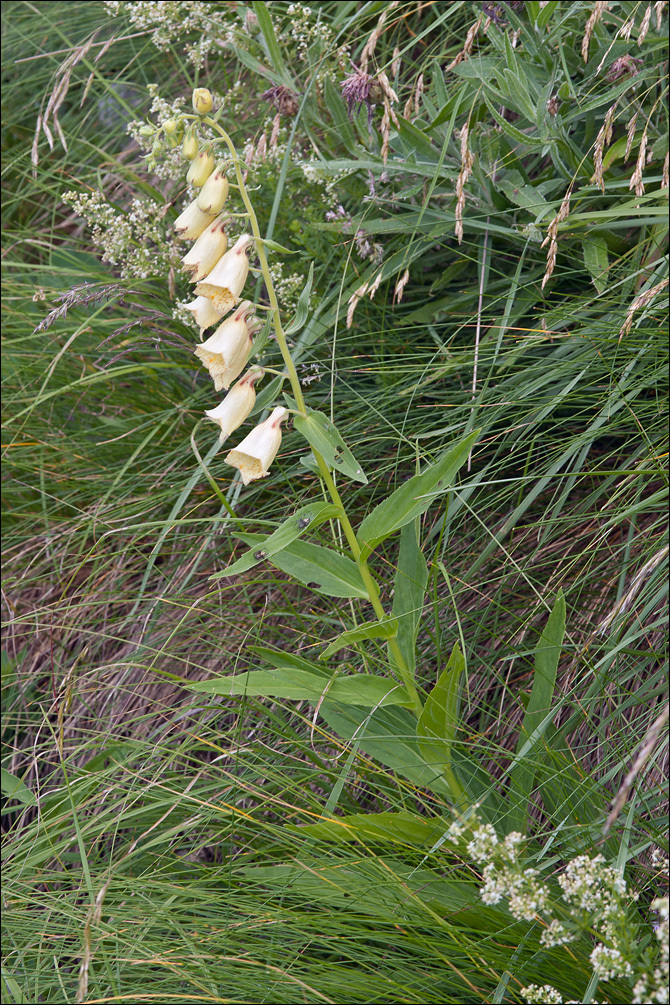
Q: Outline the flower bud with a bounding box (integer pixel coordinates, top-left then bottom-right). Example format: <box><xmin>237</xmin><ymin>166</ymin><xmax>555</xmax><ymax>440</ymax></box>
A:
<box><xmin>151</xmin><ymin>139</ymin><xmax>164</xmax><ymax>157</ymax></box>
<box><xmin>196</xmin><ymin>163</ymin><xmax>229</xmax><ymax>215</ymax></box>
<box><xmin>224</xmin><ymin>406</ymin><xmax>288</xmax><ymax>485</ymax></box>
<box><xmin>192</xmin><ymin>88</ymin><xmax>213</xmax><ymax>115</ymax></box>
<box><xmin>139</xmin><ymin>124</ymin><xmax>155</xmax><ymax>137</ymax></box>
<box><xmin>181</xmin><ymin>216</ymin><xmax>230</xmax><ymax>281</ymax></box>
<box><xmin>186</xmin><ymin>148</ymin><xmax>215</xmax><ymax>187</ymax></box>
<box><xmin>204</xmin><ymin>367</ymin><xmax>264</xmax><ymax>442</ymax></box>
<box><xmin>183</xmin><ymin>295</ymin><xmax>225</xmax><ymax>334</ymax></box>
<box><xmin>163</xmin><ymin>119</ymin><xmax>177</xmax><ymax>135</ymax></box>
<box><xmin>193</xmin><ymin>300</ymin><xmax>259</xmax><ymax>391</ymax></box>
<box><xmin>195</xmin><ymin>234</ymin><xmax>254</xmax><ymax>312</ymax></box>
<box><xmin>174</xmin><ymin>199</ymin><xmax>217</xmax><ymax>241</ymax></box>
<box><xmin>182</xmin><ymin>127</ymin><xmax>199</xmax><ymax>160</ymax></box>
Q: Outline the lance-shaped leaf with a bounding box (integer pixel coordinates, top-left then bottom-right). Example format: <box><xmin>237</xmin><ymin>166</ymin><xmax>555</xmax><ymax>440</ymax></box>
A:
<box><xmin>390</xmin><ymin>520</ymin><xmax>429</xmax><ymax>675</ymax></box>
<box><xmin>236</xmin><ymin>533</ymin><xmax>370</xmax><ymax>599</ymax></box>
<box><xmin>211</xmin><ymin>502</ymin><xmax>342</xmax><ymax>579</ymax></box>
<box><xmin>320</xmin><ymin>617</ymin><xmax>398</xmax><ymax>660</ymax></box>
<box><xmin>188</xmin><ymin>668</ymin><xmax>413</xmax><ymax>707</ymax></box>
<box><xmin>417</xmin><ymin>642</ymin><xmax>465</xmax><ymax>778</ymax></box>
<box><xmin>293</xmin><ymin>409</ymin><xmax>368</xmax><ymax>484</ymax></box>
<box><xmin>285</xmin><ymin>261</ymin><xmax>314</xmax><ymax>335</ymax></box>
<box><xmin>358</xmin><ymin>430</ymin><xmax>478</xmax><ymax>559</ymax></box>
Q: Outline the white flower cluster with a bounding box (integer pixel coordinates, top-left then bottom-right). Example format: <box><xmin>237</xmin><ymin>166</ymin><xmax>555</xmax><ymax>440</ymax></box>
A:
<box><xmin>104</xmin><ymin>1</ymin><xmax>218</xmax><ymax>64</ymax></box>
<box><xmin>632</xmin><ymin>897</ymin><xmax>669</xmax><ymax>1004</ymax></box>
<box><xmin>558</xmin><ymin>854</ymin><xmax>627</xmax><ymax>921</ymax></box>
<box><xmin>63</xmin><ymin>190</ymin><xmax>180</xmax><ymax>279</ymax></box>
<box><xmin>267</xmin><ymin>263</ymin><xmax>310</xmax><ymax>313</ymax></box>
<box><xmin>286</xmin><ymin>3</ymin><xmax>334</xmax><ymax>59</ymax></box>
<box><xmin>521</xmin><ymin>985</ymin><xmax>564</xmax><ymax>1004</ymax></box>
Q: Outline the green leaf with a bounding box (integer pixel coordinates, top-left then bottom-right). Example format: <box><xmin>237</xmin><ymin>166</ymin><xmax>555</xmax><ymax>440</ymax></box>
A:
<box><xmin>320</xmin><ymin>617</ymin><xmax>398</xmax><ymax>660</ymax></box>
<box><xmin>417</xmin><ymin>643</ymin><xmax>465</xmax><ymax>779</ymax></box>
<box><xmin>188</xmin><ymin>668</ymin><xmax>413</xmax><ymax>707</ymax></box>
<box><xmin>582</xmin><ymin>234</ymin><xmax>609</xmax><ymax>294</ymax></box>
<box><xmin>253</xmin><ymin>1</ymin><xmax>293</xmax><ymax>88</ymax></box>
<box><xmin>293</xmin><ymin>410</ymin><xmax>368</xmax><ymax>484</ymax></box>
<box><xmin>235</xmin><ymin>534</ymin><xmax>370</xmax><ymax>599</ymax></box>
<box><xmin>391</xmin><ymin>520</ymin><xmax>429</xmax><ymax>675</ymax></box>
<box><xmin>211</xmin><ymin>502</ymin><xmax>342</xmax><ymax>579</ymax></box>
<box><xmin>285</xmin><ymin>261</ymin><xmax>315</xmax><ymax>335</ymax></box>
<box><xmin>507</xmin><ymin>591</ymin><xmax>566</xmax><ymax>831</ymax></box>
<box><xmin>1</xmin><ymin>968</ymin><xmax>29</xmax><ymax>1004</ymax></box>
<box><xmin>291</xmin><ymin>810</ymin><xmax>447</xmax><ymax>847</ymax></box>
<box><xmin>484</xmin><ymin>98</ymin><xmax>547</xmax><ymax>148</ymax></box>
<box><xmin>358</xmin><ymin>430</ymin><xmax>478</xmax><ymax>558</ymax></box>
<box><xmin>1</xmin><ymin>768</ymin><xmax>36</xmax><ymax>806</ymax></box>
<box><xmin>256</xmin><ymin>237</ymin><xmax>297</xmax><ymax>254</ymax></box>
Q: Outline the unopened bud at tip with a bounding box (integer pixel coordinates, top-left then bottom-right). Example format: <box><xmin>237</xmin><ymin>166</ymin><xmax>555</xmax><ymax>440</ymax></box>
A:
<box><xmin>192</xmin><ymin>88</ymin><xmax>213</xmax><ymax>115</ymax></box>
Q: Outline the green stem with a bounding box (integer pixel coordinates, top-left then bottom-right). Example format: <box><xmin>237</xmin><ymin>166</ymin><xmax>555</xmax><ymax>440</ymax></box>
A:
<box><xmin>199</xmin><ymin>116</ymin><xmax>423</xmax><ymax>717</ymax></box>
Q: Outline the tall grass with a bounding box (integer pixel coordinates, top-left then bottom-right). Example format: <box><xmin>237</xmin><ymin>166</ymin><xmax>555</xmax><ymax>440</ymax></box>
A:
<box><xmin>2</xmin><ymin>2</ymin><xmax>668</xmax><ymax>1003</ymax></box>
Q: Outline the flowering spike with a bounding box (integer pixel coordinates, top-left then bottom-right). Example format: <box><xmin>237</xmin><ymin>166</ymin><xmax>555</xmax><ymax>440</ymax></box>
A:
<box><xmin>224</xmin><ymin>406</ymin><xmax>288</xmax><ymax>485</ymax></box>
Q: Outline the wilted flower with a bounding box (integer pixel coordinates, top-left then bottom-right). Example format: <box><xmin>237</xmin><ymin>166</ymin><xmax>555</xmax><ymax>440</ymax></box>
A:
<box><xmin>341</xmin><ymin>68</ymin><xmax>383</xmax><ymax>129</ymax></box>
<box><xmin>192</xmin><ymin>87</ymin><xmax>213</xmax><ymax>115</ymax></box>
<box><xmin>193</xmin><ymin>300</ymin><xmax>260</xmax><ymax>391</ymax></box>
<box><xmin>181</xmin><ymin>216</ymin><xmax>230</xmax><ymax>281</ymax></box>
<box><xmin>261</xmin><ymin>85</ymin><xmax>300</xmax><ymax>117</ymax></box>
<box><xmin>195</xmin><ymin>234</ymin><xmax>254</xmax><ymax>312</ymax></box>
<box><xmin>183</xmin><ymin>295</ymin><xmax>225</xmax><ymax>334</ymax></box>
<box><xmin>187</xmin><ymin>148</ymin><xmax>215</xmax><ymax>187</ymax></box>
<box><xmin>204</xmin><ymin>367</ymin><xmax>265</xmax><ymax>442</ymax></box>
<box><xmin>197</xmin><ymin>163</ymin><xmax>229</xmax><ymax>215</ymax></box>
<box><xmin>174</xmin><ymin>199</ymin><xmax>216</xmax><ymax>241</ymax></box>
<box><xmin>224</xmin><ymin>406</ymin><xmax>288</xmax><ymax>485</ymax></box>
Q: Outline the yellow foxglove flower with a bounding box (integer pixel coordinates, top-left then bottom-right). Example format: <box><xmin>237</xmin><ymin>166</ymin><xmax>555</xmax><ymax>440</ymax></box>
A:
<box><xmin>183</xmin><ymin>295</ymin><xmax>225</xmax><ymax>334</ymax></box>
<box><xmin>225</xmin><ymin>406</ymin><xmax>288</xmax><ymax>485</ymax></box>
<box><xmin>193</xmin><ymin>300</ymin><xmax>259</xmax><ymax>392</ymax></box>
<box><xmin>181</xmin><ymin>216</ymin><xmax>229</xmax><ymax>282</ymax></box>
<box><xmin>197</xmin><ymin>163</ymin><xmax>230</xmax><ymax>215</ymax></box>
<box><xmin>174</xmin><ymin>200</ymin><xmax>216</xmax><ymax>241</ymax></box>
<box><xmin>204</xmin><ymin>367</ymin><xmax>264</xmax><ymax>443</ymax></box>
<box><xmin>192</xmin><ymin>87</ymin><xmax>213</xmax><ymax>115</ymax></box>
<box><xmin>182</xmin><ymin>127</ymin><xmax>199</xmax><ymax>160</ymax></box>
<box><xmin>195</xmin><ymin>234</ymin><xmax>253</xmax><ymax>312</ymax></box>
<box><xmin>186</xmin><ymin>148</ymin><xmax>215</xmax><ymax>187</ymax></box>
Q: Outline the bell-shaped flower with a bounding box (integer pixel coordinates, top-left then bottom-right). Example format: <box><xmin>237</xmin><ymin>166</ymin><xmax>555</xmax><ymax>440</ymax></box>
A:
<box><xmin>204</xmin><ymin>367</ymin><xmax>264</xmax><ymax>443</ymax></box>
<box><xmin>197</xmin><ymin>163</ymin><xmax>229</xmax><ymax>215</ymax></box>
<box><xmin>195</xmin><ymin>234</ymin><xmax>254</xmax><ymax>312</ymax></box>
<box><xmin>183</xmin><ymin>295</ymin><xmax>225</xmax><ymax>334</ymax></box>
<box><xmin>186</xmin><ymin>148</ymin><xmax>215</xmax><ymax>187</ymax></box>
<box><xmin>224</xmin><ymin>406</ymin><xmax>288</xmax><ymax>485</ymax></box>
<box><xmin>181</xmin><ymin>216</ymin><xmax>230</xmax><ymax>282</ymax></box>
<box><xmin>193</xmin><ymin>300</ymin><xmax>260</xmax><ymax>392</ymax></box>
<box><xmin>174</xmin><ymin>199</ymin><xmax>216</xmax><ymax>241</ymax></box>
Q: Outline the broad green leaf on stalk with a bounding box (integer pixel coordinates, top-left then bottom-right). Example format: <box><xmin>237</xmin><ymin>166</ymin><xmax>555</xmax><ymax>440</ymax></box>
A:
<box><xmin>484</xmin><ymin>99</ymin><xmax>547</xmax><ymax>148</ymax></box>
<box><xmin>293</xmin><ymin>409</ymin><xmax>368</xmax><ymax>484</ymax></box>
<box><xmin>319</xmin><ymin>703</ymin><xmax>453</xmax><ymax>798</ymax></box>
<box><xmin>290</xmin><ymin>810</ymin><xmax>449</xmax><ymax>847</ymax></box>
<box><xmin>235</xmin><ymin>534</ymin><xmax>369</xmax><ymax>599</ymax></box>
<box><xmin>285</xmin><ymin>261</ymin><xmax>314</xmax><ymax>334</ymax></box>
<box><xmin>211</xmin><ymin>502</ymin><xmax>341</xmax><ymax>579</ymax></box>
<box><xmin>1</xmin><ymin>768</ymin><xmax>36</xmax><ymax>806</ymax></box>
<box><xmin>390</xmin><ymin>520</ymin><xmax>429</xmax><ymax>675</ymax></box>
<box><xmin>358</xmin><ymin>430</ymin><xmax>478</xmax><ymax>559</ymax></box>
<box><xmin>320</xmin><ymin>617</ymin><xmax>398</xmax><ymax>660</ymax></box>
<box><xmin>507</xmin><ymin>591</ymin><xmax>566</xmax><ymax>832</ymax></box>
<box><xmin>497</xmin><ymin>173</ymin><xmax>549</xmax><ymax>215</ymax></box>
<box><xmin>395</xmin><ymin>116</ymin><xmax>440</xmax><ymax>161</ymax></box>
<box><xmin>417</xmin><ymin>643</ymin><xmax>465</xmax><ymax>775</ymax></box>
<box><xmin>249</xmin><ymin>644</ymin><xmax>330</xmax><ymax>677</ymax></box>
<box><xmin>188</xmin><ymin>668</ymin><xmax>413</xmax><ymax>707</ymax></box>
<box><xmin>582</xmin><ymin>234</ymin><xmax>609</xmax><ymax>294</ymax></box>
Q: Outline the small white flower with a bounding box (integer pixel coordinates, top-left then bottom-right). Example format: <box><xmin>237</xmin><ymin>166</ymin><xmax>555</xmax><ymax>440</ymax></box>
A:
<box><xmin>195</xmin><ymin>234</ymin><xmax>254</xmax><ymax>313</ymax></box>
<box><xmin>193</xmin><ymin>300</ymin><xmax>259</xmax><ymax>392</ymax></box>
<box><xmin>174</xmin><ymin>199</ymin><xmax>216</xmax><ymax>241</ymax></box>
<box><xmin>183</xmin><ymin>295</ymin><xmax>225</xmax><ymax>334</ymax></box>
<box><xmin>181</xmin><ymin>216</ymin><xmax>229</xmax><ymax>281</ymax></box>
<box><xmin>204</xmin><ymin>367</ymin><xmax>264</xmax><ymax>443</ymax></box>
<box><xmin>224</xmin><ymin>406</ymin><xmax>288</xmax><ymax>485</ymax></box>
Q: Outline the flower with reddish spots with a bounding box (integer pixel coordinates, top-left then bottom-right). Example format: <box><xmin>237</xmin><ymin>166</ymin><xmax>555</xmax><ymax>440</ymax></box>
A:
<box><xmin>181</xmin><ymin>216</ymin><xmax>230</xmax><ymax>282</ymax></box>
<box><xmin>192</xmin><ymin>87</ymin><xmax>213</xmax><ymax>115</ymax></box>
<box><xmin>187</xmin><ymin>148</ymin><xmax>215</xmax><ymax>187</ymax></box>
<box><xmin>183</xmin><ymin>295</ymin><xmax>225</xmax><ymax>334</ymax></box>
<box><xmin>174</xmin><ymin>200</ymin><xmax>216</xmax><ymax>241</ymax></box>
<box><xmin>204</xmin><ymin>367</ymin><xmax>264</xmax><ymax>443</ymax></box>
<box><xmin>193</xmin><ymin>300</ymin><xmax>260</xmax><ymax>391</ymax></box>
<box><xmin>224</xmin><ymin>406</ymin><xmax>288</xmax><ymax>485</ymax></box>
<box><xmin>195</xmin><ymin>234</ymin><xmax>254</xmax><ymax>313</ymax></box>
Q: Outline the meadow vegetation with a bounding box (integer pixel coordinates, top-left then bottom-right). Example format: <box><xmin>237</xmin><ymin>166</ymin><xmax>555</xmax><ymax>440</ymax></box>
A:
<box><xmin>2</xmin><ymin>2</ymin><xmax>668</xmax><ymax>1002</ymax></box>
